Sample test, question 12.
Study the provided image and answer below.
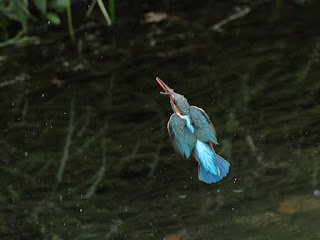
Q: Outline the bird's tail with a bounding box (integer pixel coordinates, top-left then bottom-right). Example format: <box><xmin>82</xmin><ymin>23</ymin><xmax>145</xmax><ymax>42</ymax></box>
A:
<box><xmin>198</xmin><ymin>153</ymin><xmax>230</xmax><ymax>184</ymax></box>
<box><xmin>194</xmin><ymin>141</ymin><xmax>230</xmax><ymax>184</ymax></box>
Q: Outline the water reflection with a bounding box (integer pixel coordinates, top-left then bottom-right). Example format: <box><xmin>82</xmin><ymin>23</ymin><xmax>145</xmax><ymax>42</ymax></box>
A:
<box><xmin>1</xmin><ymin>1</ymin><xmax>320</xmax><ymax>239</ymax></box>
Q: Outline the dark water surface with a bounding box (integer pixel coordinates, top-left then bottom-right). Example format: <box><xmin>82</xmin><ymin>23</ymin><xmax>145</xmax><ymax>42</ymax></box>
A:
<box><xmin>1</xmin><ymin>1</ymin><xmax>320</xmax><ymax>239</ymax></box>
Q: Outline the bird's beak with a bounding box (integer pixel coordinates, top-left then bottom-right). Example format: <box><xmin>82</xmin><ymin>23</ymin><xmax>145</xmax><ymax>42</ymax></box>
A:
<box><xmin>156</xmin><ymin>77</ymin><xmax>181</xmax><ymax>114</ymax></box>
<box><xmin>156</xmin><ymin>77</ymin><xmax>174</xmax><ymax>95</ymax></box>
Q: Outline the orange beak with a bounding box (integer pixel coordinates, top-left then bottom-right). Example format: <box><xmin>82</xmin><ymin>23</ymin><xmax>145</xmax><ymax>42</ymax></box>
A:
<box><xmin>156</xmin><ymin>77</ymin><xmax>177</xmax><ymax>109</ymax></box>
<box><xmin>156</xmin><ymin>77</ymin><xmax>181</xmax><ymax>114</ymax></box>
<box><xmin>156</xmin><ymin>77</ymin><xmax>174</xmax><ymax>94</ymax></box>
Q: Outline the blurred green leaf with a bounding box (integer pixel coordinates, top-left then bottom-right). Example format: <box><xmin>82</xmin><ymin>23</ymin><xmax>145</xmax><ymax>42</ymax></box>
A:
<box><xmin>66</xmin><ymin>0</ymin><xmax>75</xmax><ymax>41</ymax></box>
<box><xmin>45</xmin><ymin>12</ymin><xmax>60</xmax><ymax>25</ymax></box>
<box><xmin>109</xmin><ymin>0</ymin><xmax>115</xmax><ymax>22</ymax></box>
<box><xmin>86</xmin><ymin>0</ymin><xmax>97</xmax><ymax>18</ymax></box>
<box><xmin>85</xmin><ymin>0</ymin><xmax>114</xmax><ymax>26</ymax></box>
<box><xmin>33</xmin><ymin>0</ymin><xmax>47</xmax><ymax>14</ymax></box>
<box><xmin>4</xmin><ymin>0</ymin><xmax>31</xmax><ymax>24</ymax></box>
<box><xmin>49</xmin><ymin>0</ymin><xmax>67</xmax><ymax>13</ymax></box>
<box><xmin>97</xmin><ymin>0</ymin><xmax>111</xmax><ymax>26</ymax></box>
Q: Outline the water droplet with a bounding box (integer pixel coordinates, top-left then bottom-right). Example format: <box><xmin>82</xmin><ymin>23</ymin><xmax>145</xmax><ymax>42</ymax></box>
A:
<box><xmin>232</xmin><ymin>189</ymin><xmax>243</xmax><ymax>193</ymax></box>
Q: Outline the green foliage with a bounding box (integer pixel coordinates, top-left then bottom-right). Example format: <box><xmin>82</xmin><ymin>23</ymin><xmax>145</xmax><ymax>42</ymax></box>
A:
<box><xmin>33</xmin><ymin>0</ymin><xmax>63</xmax><ymax>25</ymax></box>
<box><xmin>66</xmin><ymin>0</ymin><xmax>75</xmax><ymax>41</ymax></box>
<box><xmin>0</xmin><ymin>0</ymin><xmax>115</xmax><ymax>47</ymax></box>
<box><xmin>33</xmin><ymin>0</ymin><xmax>47</xmax><ymax>14</ymax></box>
<box><xmin>0</xmin><ymin>0</ymin><xmax>64</xmax><ymax>30</ymax></box>
<box><xmin>0</xmin><ymin>0</ymin><xmax>30</xmax><ymax>34</ymax></box>
<box><xmin>49</xmin><ymin>0</ymin><xmax>68</xmax><ymax>12</ymax></box>
<box><xmin>0</xmin><ymin>0</ymin><xmax>62</xmax><ymax>47</ymax></box>
<box><xmin>86</xmin><ymin>0</ymin><xmax>115</xmax><ymax>26</ymax></box>
<box><xmin>109</xmin><ymin>0</ymin><xmax>115</xmax><ymax>22</ymax></box>
<box><xmin>97</xmin><ymin>0</ymin><xmax>111</xmax><ymax>26</ymax></box>
<box><xmin>45</xmin><ymin>12</ymin><xmax>60</xmax><ymax>25</ymax></box>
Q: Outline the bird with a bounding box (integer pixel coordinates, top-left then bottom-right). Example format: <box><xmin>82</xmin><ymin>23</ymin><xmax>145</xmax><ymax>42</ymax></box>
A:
<box><xmin>156</xmin><ymin>77</ymin><xmax>230</xmax><ymax>184</ymax></box>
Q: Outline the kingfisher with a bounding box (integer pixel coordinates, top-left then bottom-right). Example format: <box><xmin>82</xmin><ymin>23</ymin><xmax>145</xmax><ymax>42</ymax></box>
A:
<box><xmin>156</xmin><ymin>77</ymin><xmax>230</xmax><ymax>184</ymax></box>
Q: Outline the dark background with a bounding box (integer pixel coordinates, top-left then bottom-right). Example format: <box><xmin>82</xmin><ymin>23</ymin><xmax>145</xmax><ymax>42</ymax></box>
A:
<box><xmin>1</xmin><ymin>0</ymin><xmax>320</xmax><ymax>239</ymax></box>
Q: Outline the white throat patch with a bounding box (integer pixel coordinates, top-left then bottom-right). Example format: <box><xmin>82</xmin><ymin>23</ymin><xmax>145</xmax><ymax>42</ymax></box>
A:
<box><xmin>178</xmin><ymin>114</ymin><xmax>194</xmax><ymax>133</ymax></box>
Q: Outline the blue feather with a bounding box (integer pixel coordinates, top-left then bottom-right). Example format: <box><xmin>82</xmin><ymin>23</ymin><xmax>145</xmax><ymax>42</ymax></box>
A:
<box><xmin>180</xmin><ymin>115</ymin><xmax>194</xmax><ymax>133</ymax></box>
<box><xmin>189</xmin><ymin>106</ymin><xmax>218</xmax><ymax>145</ymax></box>
<box><xmin>194</xmin><ymin>141</ymin><xmax>218</xmax><ymax>175</ymax></box>
<box><xmin>215</xmin><ymin>154</ymin><xmax>230</xmax><ymax>178</ymax></box>
<box><xmin>194</xmin><ymin>140</ymin><xmax>230</xmax><ymax>184</ymax></box>
<box><xmin>168</xmin><ymin>114</ymin><xmax>196</xmax><ymax>158</ymax></box>
<box><xmin>198</xmin><ymin>164</ymin><xmax>222</xmax><ymax>183</ymax></box>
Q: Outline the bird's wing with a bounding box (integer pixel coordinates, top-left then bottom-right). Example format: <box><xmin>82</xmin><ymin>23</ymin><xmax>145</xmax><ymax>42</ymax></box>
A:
<box><xmin>167</xmin><ymin>113</ymin><xmax>197</xmax><ymax>158</ymax></box>
<box><xmin>189</xmin><ymin>106</ymin><xmax>218</xmax><ymax>145</ymax></box>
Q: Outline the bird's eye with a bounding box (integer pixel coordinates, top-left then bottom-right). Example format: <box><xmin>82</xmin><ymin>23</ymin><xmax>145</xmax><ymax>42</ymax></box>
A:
<box><xmin>170</xmin><ymin>97</ymin><xmax>176</xmax><ymax>105</ymax></box>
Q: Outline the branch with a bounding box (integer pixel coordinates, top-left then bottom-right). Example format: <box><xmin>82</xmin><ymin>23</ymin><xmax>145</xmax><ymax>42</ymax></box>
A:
<box><xmin>57</xmin><ymin>98</ymin><xmax>75</xmax><ymax>183</ymax></box>
<box><xmin>148</xmin><ymin>144</ymin><xmax>162</xmax><ymax>178</ymax></box>
<box><xmin>84</xmin><ymin>146</ymin><xmax>107</xmax><ymax>199</ymax></box>
<box><xmin>211</xmin><ymin>7</ymin><xmax>251</xmax><ymax>32</ymax></box>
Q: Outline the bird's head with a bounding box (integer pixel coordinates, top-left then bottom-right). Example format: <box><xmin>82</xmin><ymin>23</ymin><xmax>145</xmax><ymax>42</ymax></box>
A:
<box><xmin>156</xmin><ymin>77</ymin><xmax>190</xmax><ymax>115</ymax></box>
